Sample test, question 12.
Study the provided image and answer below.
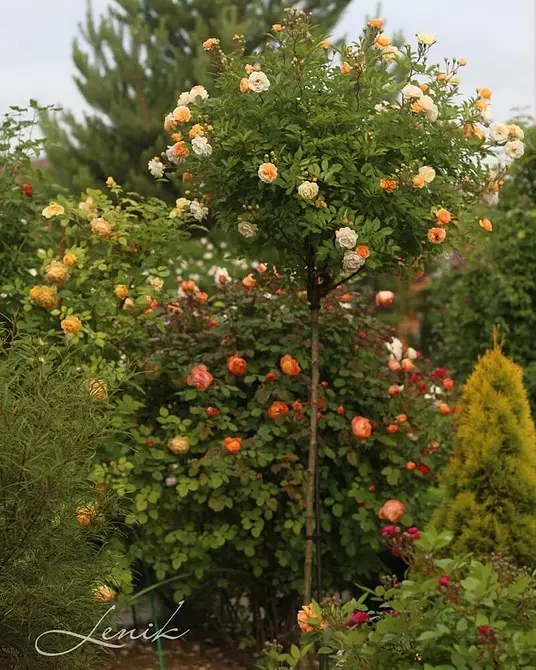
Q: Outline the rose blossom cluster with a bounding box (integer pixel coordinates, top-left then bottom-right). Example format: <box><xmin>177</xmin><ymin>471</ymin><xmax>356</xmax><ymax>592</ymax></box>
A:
<box><xmin>380</xmin><ymin>523</ymin><xmax>421</xmax><ymax>563</ymax></box>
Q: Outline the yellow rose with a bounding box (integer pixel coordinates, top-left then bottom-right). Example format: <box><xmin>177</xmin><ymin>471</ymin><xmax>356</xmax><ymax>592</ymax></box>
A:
<box><xmin>239</xmin><ymin>77</ymin><xmax>250</xmax><ymax>94</ymax></box>
<box><xmin>106</xmin><ymin>176</ymin><xmax>116</xmax><ymax>187</ymax></box>
<box><xmin>189</xmin><ymin>123</ymin><xmax>205</xmax><ymax>138</ymax></box>
<box><xmin>63</xmin><ymin>252</ymin><xmax>77</xmax><ymax>266</ymax></box>
<box><xmin>168</xmin><ymin>436</ymin><xmax>190</xmax><ymax>455</ymax></box>
<box><xmin>93</xmin><ymin>585</ymin><xmax>116</xmax><ymax>603</ymax></box>
<box><xmin>416</xmin><ymin>32</ymin><xmax>437</xmax><ymax>46</ymax></box>
<box><xmin>115</xmin><ymin>284</ymin><xmax>128</xmax><ymax>300</ymax></box>
<box><xmin>374</xmin><ymin>33</ymin><xmax>391</xmax><ymax>48</ymax></box>
<box><xmin>42</xmin><ymin>201</ymin><xmax>65</xmax><ymax>218</ymax></box>
<box><xmin>28</xmin><ymin>285</ymin><xmax>58</xmax><ymax>310</ymax></box>
<box><xmin>45</xmin><ymin>261</ymin><xmax>68</xmax><ymax>284</ymax></box>
<box><xmin>412</xmin><ymin>175</ymin><xmax>425</xmax><ymax>189</ymax></box>
<box><xmin>61</xmin><ymin>315</ymin><xmax>83</xmax><ymax>335</ymax></box>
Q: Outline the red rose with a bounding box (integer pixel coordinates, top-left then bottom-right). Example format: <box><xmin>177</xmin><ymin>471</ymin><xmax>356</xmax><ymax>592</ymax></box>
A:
<box><xmin>417</xmin><ymin>464</ymin><xmax>430</xmax><ymax>476</ymax></box>
<box><xmin>22</xmin><ymin>183</ymin><xmax>33</xmax><ymax>197</ymax></box>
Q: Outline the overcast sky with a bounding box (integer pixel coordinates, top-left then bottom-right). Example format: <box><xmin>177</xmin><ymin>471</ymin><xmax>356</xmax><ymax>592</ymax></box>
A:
<box><xmin>0</xmin><ymin>0</ymin><xmax>534</xmax><ymax>124</ymax></box>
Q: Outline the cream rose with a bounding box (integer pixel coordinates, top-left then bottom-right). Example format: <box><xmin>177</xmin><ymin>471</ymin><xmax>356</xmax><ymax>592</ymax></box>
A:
<box><xmin>418</xmin><ymin>166</ymin><xmax>436</xmax><ymax>184</ymax></box>
<box><xmin>342</xmin><ymin>251</ymin><xmax>365</xmax><ymax>272</ymax></box>
<box><xmin>505</xmin><ymin>139</ymin><xmax>525</xmax><ymax>159</ymax></box>
<box><xmin>489</xmin><ymin>122</ymin><xmax>509</xmax><ymax>144</ymax></box>
<box><xmin>189</xmin><ymin>85</ymin><xmax>209</xmax><ymax>102</ymax></box>
<box><xmin>248</xmin><ymin>71</ymin><xmax>270</xmax><ymax>93</ymax></box>
<box><xmin>297</xmin><ymin>181</ymin><xmax>319</xmax><ymax>199</ymax></box>
<box><xmin>402</xmin><ymin>84</ymin><xmax>423</xmax><ymax>101</ymax></box>
<box><xmin>508</xmin><ymin>124</ymin><xmax>524</xmax><ymax>140</ymax></box>
<box><xmin>416</xmin><ymin>32</ymin><xmax>436</xmax><ymax>45</ymax></box>
<box><xmin>238</xmin><ymin>221</ymin><xmax>258</xmax><ymax>238</ymax></box>
<box><xmin>420</xmin><ymin>95</ymin><xmax>438</xmax><ymax>122</ymax></box>
<box><xmin>190</xmin><ymin>200</ymin><xmax>208</xmax><ymax>221</ymax></box>
<box><xmin>335</xmin><ymin>227</ymin><xmax>358</xmax><ymax>249</ymax></box>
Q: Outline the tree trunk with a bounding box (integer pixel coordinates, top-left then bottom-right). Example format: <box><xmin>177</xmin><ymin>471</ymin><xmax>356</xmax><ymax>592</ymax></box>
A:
<box><xmin>303</xmin><ymin>306</ymin><xmax>320</xmax><ymax>605</ymax></box>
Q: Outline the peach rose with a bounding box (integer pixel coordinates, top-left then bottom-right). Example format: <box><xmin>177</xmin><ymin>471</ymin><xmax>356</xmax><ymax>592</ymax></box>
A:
<box><xmin>297</xmin><ymin>604</ymin><xmax>316</xmax><ymax>633</ymax></box>
<box><xmin>258</xmin><ymin>162</ymin><xmax>278</xmax><ymax>183</ymax></box>
<box><xmin>412</xmin><ymin>174</ymin><xmax>425</xmax><ymax>189</ymax></box>
<box><xmin>168</xmin><ymin>436</ymin><xmax>190</xmax><ymax>455</ymax></box>
<box><xmin>61</xmin><ymin>315</ymin><xmax>82</xmax><ymax>335</ymax></box>
<box><xmin>401</xmin><ymin>358</ymin><xmax>415</xmax><ymax>373</ymax></box>
<box><xmin>224</xmin><ymin>437</ymin><xmax>243</xmax><ymax>455</ymax></box>
<box><xmin>320</xmin><ymin>39</ymin><xmax>331</xmax><ymax>49</ymax></box>
<box><xmin>173</xmin><ymin>106</ymin><xmax>192</xmax><ymax>124</ymax></box>
<box><xmin>436</xmin><ymin>208</ymin><xmax>452</xmax><ymax>225</ymax></box>
<box><xmin>239</xmin><ymin>77</ymin><xmax>250</xmax><ymax>93</ymax></box>
<box><xmin>242</xmin><ymin>274</ymin><xmax>257</xmax><ymax>289</ymax></box>
<box><xmin>187</xmin><ymin>364</ymin><xmax>214</xmax><ymax>391</ymax></box>
<box><xmin>46</xmin><ymin>261</ymin><xmax>68</xmax><ymax>284</ymax></box>
<box><xmin>227</xmin><ymin>355</ymin><xmax>247</xmax><ymax>376</ymax></box>
<box><xmin>203</xmin><ymin>38</ymin><xmax>219</xmax><ymax>51</ymax></box>
<box><xmin>378</xmin><ymin>499</ymin><xmax>406</xmax><ymax>523</ymax></box>
<box><xmin>368</xmin><ymin>18</ymin><xmax>384</xmax><ymax>28</ymax></box>
<box><xmin>340</xmin><ymin>62</ymin><xmax>352</xmax><ymax>75</ymax></box>
<box><xmin>267</xmin><ymin>401</ymin><xmax>289</xmax><ymax>420</ymax></box>
<box><xmin>388</xmin><ymin>356</ymin><xmax>401</xmax><ymax>372</ymax></box>
<box><xmin>93</xmin><ymin>585</ymin><xmax>116</xmax><ymax>603</ymax></box>
<box><xmin>352</xmin><ymin>416</ymin><xmax>372</xmax><ymax>442</ymax></box>
<box><xmin>375</xmin><ymin>290</ymin><xmax>395</xmax><ymax>307</ymax></box>
<box><xmin>280</xmin><ymin>355</ymin><xmax>301</xmax><ymax>376</ymax></box>
<box><xmin>380</xmin><ymin>178</ymin><xmax>398</xmax><ymax>192</ymax></box>
<box><xmin>479</xmin><ymin>218</ymin><xmax>493</xmax><ymax>232</ymax></box>
<box><xmin>374</xmin><ymin>33</ymin><xmax>391</xmax><ymax>48</ymax></box>
<box><xmin>427</xmin><ymin>227</ymin><xmax>446</xmax><ymax>244</ymax></box>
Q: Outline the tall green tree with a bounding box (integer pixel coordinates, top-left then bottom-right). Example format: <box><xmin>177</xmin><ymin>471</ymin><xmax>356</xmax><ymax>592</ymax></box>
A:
<box><xmin>42</xmin><ymin>0</ymin><xmax>354</xmax><ymax>199</ymax></box>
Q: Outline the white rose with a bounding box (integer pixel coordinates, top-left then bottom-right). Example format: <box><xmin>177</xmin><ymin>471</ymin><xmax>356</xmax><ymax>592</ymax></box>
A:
<box><xmin>148</xmin><ymin>157</ymin><xmax>164</xmax><ymax>178</ymax></box>
<box><xmin>342</xmin><ymin>251</ymin><xmax>365</xmax><ymax>272</ymax></box>
<box><xmin>420</xmin><ymin>95</ymin><xmax>438</xmax><ymax>122</ymax></box>
<box><xmin>177</xmin><ymin>91</ymin><xmax>191</xmax><ymax>106</ymax></box>
<box><xmin>189</xmin><ymin>200</ymin><xmax>208</xmax><ymax>221</ymax></box>
<box><xmin>248</xmin><ymin>71</ymin><xmax>270</xmax><ymax>93</ymax></box>
<box><xmin>238</xmin><ymin>221</ymin><xmax>258</xmax><ymax>238</ymax></box>
<box><xmin>489</xmin><ymin>122</ymin><xmax>509</xmax><ymax>144</ymax></box>
<box><xmin>297</xmin><ymin>181</ymin><xmax>319</xmax><ymax>199</ymax></box>
<box><xmin>416</xmin><ymin>32</ymin><xmax>437</xmax><ymax>45</ymax></box>
<box><xmin>189</xmin><ymin>85</ymin><xmax>209</xmax><ymax>102</ymax></box>
<box><xmin>192</xmin><ymin>135</ymin><xmax>213</xmax><ymax>157</ymax></box>
<box><xmin>418</xmin><ymin>166</ymin><xmax>436</xmax><ymax>184</ymax></box>
<box><xmin>335</xmin><ymin>226</ymin><xmax>358</xmax><ymax>249</ymax></box>
<box><xmin>505</xmin><ymin>139</ymin><xmax>525</xmax><ymax>159</ymax></box>
<box><xmin>508</xmin><ymin>124</ymin><xmax>524</xmax><ymax>140</ymax></box>
<box><xmin>386</xmin><ymin>337</ymin><xmax>403</xmax><ymax>362</ymax></box>
<box><xmin>483</xmin><ymin>191</ymin><xmax>499</xmax><ymax>206</ymax></box>
<box><xmin>402</xmin><ymin>84</ymin><xmax>423</xmax><ymax>101</ymax></box>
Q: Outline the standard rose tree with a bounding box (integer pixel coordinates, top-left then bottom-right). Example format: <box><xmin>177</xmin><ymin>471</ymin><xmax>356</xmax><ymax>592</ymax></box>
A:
<box><xmin>155</xmin><ymin>9</ymin><xmax>523</xmax><ymax>604</ymax></box>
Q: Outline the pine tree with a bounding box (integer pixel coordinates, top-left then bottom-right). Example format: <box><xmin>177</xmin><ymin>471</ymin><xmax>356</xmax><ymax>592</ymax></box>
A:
<box><xmin>433</xmin><ymin>343</ymin><xmax>536</xmax><ymax>566</ymax></box>
<box><xmin>42</xmin><ymin>0</ymin><xmax>353</xmax><ymax>200</ymax></box>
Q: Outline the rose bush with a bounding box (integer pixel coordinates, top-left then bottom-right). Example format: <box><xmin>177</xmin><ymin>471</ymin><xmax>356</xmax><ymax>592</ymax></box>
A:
<box><xmin>260</xmin><ymin>530</ymin><xmax>536</xmax><ymax>669</ymax></box>
<box><xmin>93</xmin><ymin>270</ymin><xmax>456</xmax><ymax>642</ymax></box>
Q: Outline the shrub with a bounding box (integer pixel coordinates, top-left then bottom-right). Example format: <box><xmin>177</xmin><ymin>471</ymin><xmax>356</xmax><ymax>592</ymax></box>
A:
<box><xmin>433</xmin><ymin>344</ymin><xmax>536</xmax><ymax>566</ymax></box>
<box><xmin>0</xmin><ymin>342</ymin><xmax>127</xmax><ymax>670</ymax></box>
<box><xmin>95</xmin><ymin>275</ymin><xmax>455</xmax><ymax>642</ymax></box>
<box><xmin>260</xmin><ymin>530</ymin><xmax>536</xmax><ymax>669</ymax></box>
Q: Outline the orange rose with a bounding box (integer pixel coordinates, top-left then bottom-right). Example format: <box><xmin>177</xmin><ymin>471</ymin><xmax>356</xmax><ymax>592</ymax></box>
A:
<box><xmin>224</xmin><ymin>437</ymin><xmax>243</xmax><ymax>455</ymax></box>
<box><xmin>61</xmin><ymin>315</ymin><xmax>82</xmax><ymax>335</ymax></box>
<box><xmin>397</xmin><ymin>414</ymin><xmax>408</xmax><ymax>423</ymax></box>
<box><xmin>388</xmin><ymin>384</ymin><xmax>403</xmax><ymax>396</ymax></box>
<box><xmin>63</xmin><ymin>252</ymin><xmax>77</xmax><ymax>266</ymax></box>
<box><xmin>267</xmin><ymin>401</ymin><xmax>289</xmax><ymax>420</ymax></box>
<box><xmin>351</xmin><ymin>416</ymin><xmax>372</xmax><ymax>442</ymax></box>
<box><xmin>340</xmin><ymin>62</ymin><xmax>352</xmax><ymax>75</ymax></box>
<box><xmin>387</xmin><ymin>424</ymin><xmax>399</xmax><ymax>434</ymax></box>
<box><xmin>436</xmin><ymin>208</ymin><xmax>452</xmax><ymax>225</ymax></box>
<box><xmin>239</xmin><ymin>77</ymin><xmax>250</xmax><ymax>93</ymax></box>
<box><xmin>280</xmin><ymin>355</ymin><xmax>301</xmax><ymax>376</ymax></box>
<box><xmin>356</xmin><ymin>245</ymin><xmax>370</xmax><ymax>258</ymax></box>
<box><xmin>203</xmin><ymin>38</ymin><xmax>219</xmax><ymax>51</ymax></box>
<box><xmin>189</xmin><ymin>123</ymin><xmax>205</xmax><ymax>138</ymax></box>
<box><xmin>405</xmin><ymin>461</ymin><xmax>416</xmax><ymax>471</ymax></box>
<box><xmin>76</xmin><ymin>504</ymin><xmax>96</xmax><ymax>526</ymax></box>
<box><xmin>181</xmin><ymin>280</ymin><xmax>198</xmax><ymax>293</ymax></box>
<box><xmin>227</xmin><ymin>355</ymin><xmax>247</xmax><ymax>376</ymax></box>
<box><xmin>477</xmin><ymin>87</ymin><xmax>492</xmax><ymax>100</ymax></box>
<box><xmin>320</xmin><ymin>39</ymin><xmax>331</xmax><ymax>49</ymax></box>
<box><xmin>242</xmin><ymin>273</ymin><xmax>257</xmax><ymax>289</ymax></box>
<box><xmin>412</xmin><ymin>174</ymin><xmax>425</xmax><ymax>189</ymax></box>
<box><xmin>29</xmin><ymin>285</ymin><xmax>58</xmax><ymax>310</ymax></box>
<box><xmin>427</xmin><ymin>227</ymin><xmax>446</xmax><ymax>244</ymax></box>
<box><xmin>401</xmin><ymin>358</ymin><xmax>415</xmax><ymax>373</ymax></box>
<box><xmin>479</xmin><ymin>218</ymin><xmax>493</xmax><ymax>232</ymax></box>
<box><xmin>368</xmin><ymin>18</ymin><xmax>384</xmax><ymax>28</ymax></box>
<box><xmin>173</xmin><ymin>105</ymin><xmax>192</xmax><ymax>124</ymax></box>
<box><xmin>272</xmin><ymin>23</ymin><xmax>284</xmax><ymax>32</ymax></box>
<box><xmin>196</xmin><ymin>291</ymin><xmax>209</xmax><ymax>302</ymax></box>
<box><xmin>187</xmin><ymin>364</ymin><xmax>214</xmax><ymax>391</ymax></box>
<box><xmin>438</xmin><ymin>402</ymin><xmax>451</xmax><ymax>416</ymax></box>
<box><xmin>378</xmin><ymin>499</ymin><xmax>405</xmax><ymax>523</ymax></box>
<box><xmin>443</xmin><ymin>378</ymin><xmax>454</xmax><ymax>392</ymax></box>
<box><xmin>380</xmin><ymin>178</ymin><xmax>398</xmax><ymax>192</ymax></box>
<box><xmin>297</xmin><ymin>604</ymin><xmax>317</xmax><ymax>633</ymax></box>
<box><xmin>419</xmin><ymin>83</ymin><xmax>429</xmax><ymax>92</ymax></box>
<box><xmin>374</xmin><ymin>33</ymin><xmax>391</xmax><ymax>48</ymax></box>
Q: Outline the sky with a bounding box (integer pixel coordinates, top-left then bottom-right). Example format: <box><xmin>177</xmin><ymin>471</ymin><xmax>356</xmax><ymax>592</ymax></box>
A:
<box><xmin>0</xmin><ymin>0</ymin><xmax>534</xmax><ymax>124</ymax></box>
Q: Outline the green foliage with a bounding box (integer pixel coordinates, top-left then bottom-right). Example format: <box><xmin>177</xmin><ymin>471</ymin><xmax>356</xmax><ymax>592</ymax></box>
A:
<box><xmin>260</xmin><ymin>530</ymin><xmax>536</xmax><ymax>669</ymax></box>
<box><xmin>433</xmin><ymin>345</ymin><xmax>536</xmax><ymax>566</ymax></box>
<box><xmin>0</xmin><ymin>342</ymin><xmax>127</xmax><ymax>670</ymax></box>
<box><xmin>423</xmin><ymin>124</ymin><xmax>536</xmax><ymax>406</ymax></box>
<box><xmin>42</xmin><ymin>0</ymin><xmax>353</xmax><ymax>199</ymax></box>
<box><xmin>93</xmin><ymin>278</ymin><xmax>454</xmax><ymax>634</ymax></box>
<box><xmin>159</xmin><ymin>10</ymin><xmax>509</xmax><ymax>303</ymax></box>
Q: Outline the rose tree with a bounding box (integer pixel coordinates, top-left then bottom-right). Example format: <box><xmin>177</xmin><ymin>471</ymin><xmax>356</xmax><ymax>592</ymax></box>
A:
<box><xmin>156</xmin><ymin>9</ymin><xmax>523</xmax><ymax>603</ymax></box>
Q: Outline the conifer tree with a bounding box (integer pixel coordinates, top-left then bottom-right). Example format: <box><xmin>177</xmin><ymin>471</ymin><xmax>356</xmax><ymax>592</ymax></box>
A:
<box><xmin>42</xmin><ymin>0</ymin><xmax>353</xmax><ymax>199</ymax></box>
<box><xmin>434</xmin><ymin>343</ymin><xmax>536</xmax><ymax>566</ymax></box>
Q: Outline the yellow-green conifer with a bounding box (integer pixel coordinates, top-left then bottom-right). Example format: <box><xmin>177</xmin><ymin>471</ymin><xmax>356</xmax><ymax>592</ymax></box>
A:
<box><xmin>434</xmin><ymin>344</ymin><xmax>536</xmax><ymax>565</ymax></box>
